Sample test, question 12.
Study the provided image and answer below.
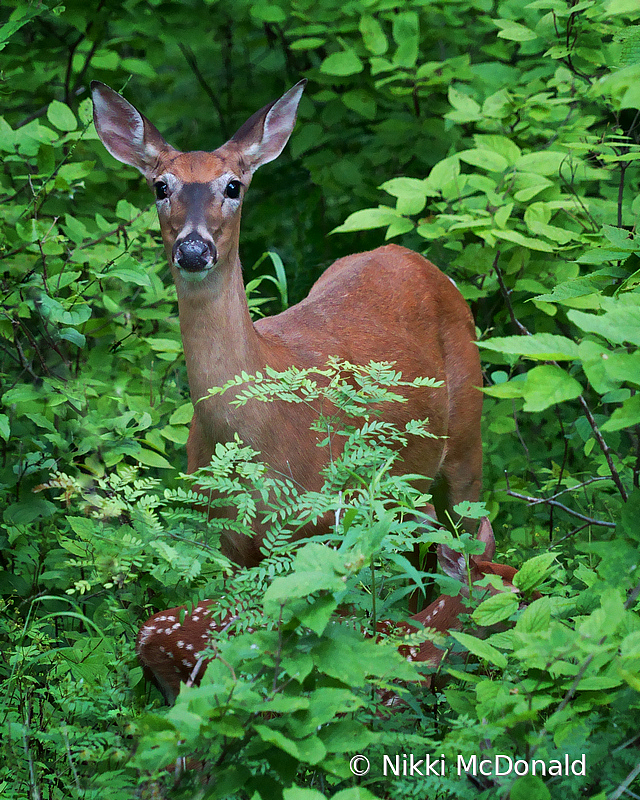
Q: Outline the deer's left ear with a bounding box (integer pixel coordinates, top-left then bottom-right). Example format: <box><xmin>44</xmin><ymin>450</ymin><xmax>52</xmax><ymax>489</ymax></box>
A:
<box><xmin>228</xmin><ymin>80</ymin><xmax>306</xmax><ymax>173</ymax></box>
<box><xmin>91</xmin><ymin>81</ymin><xmax>173</xmax><ymax>176</ymax></box>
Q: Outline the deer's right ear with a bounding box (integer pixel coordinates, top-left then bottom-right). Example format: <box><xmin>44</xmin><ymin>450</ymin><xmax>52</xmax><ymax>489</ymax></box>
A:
<box><xmin>91</xmin><ymin>82</ymin><xmax>171</xmax><ymax>175</ymax></box>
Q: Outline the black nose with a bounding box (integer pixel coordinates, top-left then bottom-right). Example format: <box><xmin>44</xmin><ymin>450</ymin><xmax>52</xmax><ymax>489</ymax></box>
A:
<box><xmin>174</xmin><ymin>234</ymin><xmax>217</xmax><ymax>271</ymax></box>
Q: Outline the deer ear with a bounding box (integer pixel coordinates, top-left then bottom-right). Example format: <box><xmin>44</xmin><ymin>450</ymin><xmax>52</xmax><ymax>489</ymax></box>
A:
<box><xmin>475</xmin><ymin>517</ymin><xmax>495</xmax><ymax>561</ymax></box>
<box><xmin>229</xmin><ymin>80</ymin><xmax>306</xmax><ymax>172</ymax></box>
<box><xmin>91</xmin><ymin>81</ymin><xmax>171</xmax><ymax>176</ymax></box>
<box><xmin>437</xmin><ymin>542</ymin><xmax>467</xmax><ymax>582</ymax></box>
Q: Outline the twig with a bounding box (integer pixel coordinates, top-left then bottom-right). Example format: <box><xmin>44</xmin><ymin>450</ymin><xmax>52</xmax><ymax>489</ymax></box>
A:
<box><xmin>634</xmin><ymin>421</ymin><xmax>640</xmax><ymax>489</ymax></box>
<box><xmin>73</xmin><ymin>206</ymin><xmax>153</xmax><ymax>253</ymax></box>
<box><xmin>609</xmin><ymin>760</ymin><xmax>640</xmax><ymax>800</ymax></box>
<box><xmin>504</xmin><ymin>476</ymin><xmax>616</xmax><ymax>528</ymax></box>
<box><xmin>553</xmin><ymin>520</ymin><xmax>593</xmax><ymax>544</ymax></box>
<box><xmin>545</xmin><ymin>475</ymin><xmax>611</xmax><ymax>502</ymax></box>
<box><xmin>616</xmin><ymin>160</ymin><xmax>628</xmax><ymax>230</ymax></box>
<box><xmin>491</xmin><ymin>251</ymin><xmax>530</xmax><ymax>336</ymax></box>
<box><xmin>62</xmin><ymin>727</ymin><xmax>82</xmax><ymax>793</ymax></box>
<box><xmin>178</xmin><ymin>43</ymin><xmax>228</xmax><ymax>139</ymax></box>
<box><xmin>22</xmin><ymin>702</ymin><xmax>42</xmax><ymax>800</ymax></box>
<box><xmin>578</xmin><ymin>396</ymin><xmax>628</xmax><ymax>502</ymax></box>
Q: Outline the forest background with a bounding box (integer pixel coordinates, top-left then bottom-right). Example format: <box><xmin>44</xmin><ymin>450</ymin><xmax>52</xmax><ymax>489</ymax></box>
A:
<box><xmin>1</xmin><ymin>0</ymin><xmax>640</xmax><ymax>798</ymax></box>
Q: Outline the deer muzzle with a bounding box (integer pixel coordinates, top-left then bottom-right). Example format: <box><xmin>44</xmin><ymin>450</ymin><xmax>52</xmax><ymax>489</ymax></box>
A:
<box><xmin>173</xmin><ymin>233</ymin><xmax>218</xmax><ymax>273</ymax></box>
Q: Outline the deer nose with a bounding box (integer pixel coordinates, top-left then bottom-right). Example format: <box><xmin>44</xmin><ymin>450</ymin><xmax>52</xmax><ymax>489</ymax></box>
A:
<box><xmin>173</xmin><ymin>233</ymin><xmax>217</xmax><ymax>271</ymax></box>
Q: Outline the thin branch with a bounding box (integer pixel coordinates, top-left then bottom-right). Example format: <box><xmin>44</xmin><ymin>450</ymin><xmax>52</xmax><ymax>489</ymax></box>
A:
<box><xmin>553</xmin><ymin>520</ymin><xmax>593</xmax><ymax>544</ymax></box>
<box><xmin>545</xmin><ymin>476</ymin><xmax>611</xmax><ymax>503</ymax></box>
<box><xmin>178</xmin><ymin>44</ymin><xmax>228</xmax><ymax>139</ymax></box>
<box><xmin>504</xmin><ymin>475</ymin><xmax>616</xmax><ymax>528</ymax></box>
<box><xmin>634</xmin><ymin>421</ymin><xmax>640</xmax><ymax>489</ymax></box>
<box><xmin>609</xmin><ymin>760</ymin><xmax>640</xmax><ymax>800</ymax></box>
<box><xmin>617</xmin><ymin>160</ymin><xmax>629</xmax><ymax>230</ymax></box>
<box><xmin>578</xmin><ymin>396</ymin><xmax>628</xmax><ymax>502</ymax></box>
<box><xmin>491</xmin><ymin>251</ymin><xmax>530</xmax><ymax>336</ymax></box>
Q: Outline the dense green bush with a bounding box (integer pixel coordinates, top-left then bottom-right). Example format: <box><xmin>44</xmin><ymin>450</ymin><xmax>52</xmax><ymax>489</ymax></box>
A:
<box><xmin>1</xmin><ymin>0</ymin><xmax>639</xmax><ymax>798</ymax></box>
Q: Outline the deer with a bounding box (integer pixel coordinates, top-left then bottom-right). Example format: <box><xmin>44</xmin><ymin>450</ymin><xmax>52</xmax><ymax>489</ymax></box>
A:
<box><xmin>91</xmin><ymin>79</ymin><xmax>483</xmax><ymax>574</ymax></box>
<box><xmin>135</xmin><ymin>518</ymin><xmax>525</xmax><ymax>706</ymax></box>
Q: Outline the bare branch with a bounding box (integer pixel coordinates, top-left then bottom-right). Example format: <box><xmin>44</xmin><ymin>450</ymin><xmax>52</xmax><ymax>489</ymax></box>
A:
<box><xmin>504</xmin><ymin>475</ymin><xmax>616</xmax><ymax>529</ymax></box>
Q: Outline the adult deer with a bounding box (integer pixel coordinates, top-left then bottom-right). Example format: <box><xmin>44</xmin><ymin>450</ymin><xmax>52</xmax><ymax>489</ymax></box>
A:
<box><xmin>136</xmin><ymin>519</ymin><xmax>521</xmax><ymax>705</ymax></box>
<box><xmin>91</xmin><ymin>80</ymin><xmax>482</xmax><ymax>567</ymax></box>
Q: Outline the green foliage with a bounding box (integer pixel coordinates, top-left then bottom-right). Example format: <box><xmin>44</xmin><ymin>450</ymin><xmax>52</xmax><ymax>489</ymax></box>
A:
<box><xmin>1</xmin><ymin>0</ymin><xmax>640</xmax><ymax>798</ymax></box>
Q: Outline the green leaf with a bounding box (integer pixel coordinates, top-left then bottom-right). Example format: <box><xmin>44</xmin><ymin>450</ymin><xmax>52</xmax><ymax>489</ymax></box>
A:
<box><xmin>250</xmin><ymin>3</ymin><xmax>287</xmax><ymax>23</ymax></box>
<box><xmin>296</xmin><ymin>595</ymin><xmax>338</xmax><ymax>636</ymax></box>
<box><xmin>136</xmin><ymin>449</ymin><xmax>174</xmax><ymax>469</ymax></box>
<box><xmin>513</xmin><ymin>553</ymin><xmax>557</xmax><ymax>592</ymax></box>
<box><xmin>577</xmin><ymin>675</ymin><xmax>623</xmax><ymax>690</ymax></box>
<box><xmin>472</xmin><ymin>592</ymin><xmax>519</xmax><ymax>626</ymax></box>
<box><xmin>5</xmin><ymin>498</ymin><xmax>56</xmax><ymax>525</ymax></box>
<box><xmin>520</xmin><ymin>365</ymin><xmax>582</xmax><ymax>412</ymax></box>
<box><xmin>392</xmin><ymin>11</ymin><xmax>419</xmax><ymax>68</ymax></box>
<box><xmin>446</xmin><ymin>87</ymin><xmax>481</xmax><ymax>122</ymax></box>
<box><xmin>459</xmin><ymin>148</ymin><xmax>509</xmax><ymax>172</ymax></box>
<box><xmin>602</xmin><ymin>394</ymin><xmax>640</xmax><ymax>431</ymax></box>
<box><xmin>493</xmin><ymin>19</ymin><xmax>539</xmax><ymax>42</ymax></box>
<box><xmin>147</xmin><ymin>338</ymin><xmax>182</xmax><ymax>353</ymax></box>
<box><xmin>381</xmin><ymin>177</ymin><xmax>431</xmax><ymax>215</ymax></box>
<box><xmin>47</xmin><ymin>100</ymin><xmax>77</xmax><ymax>132</ymax></box>
<box><xmin>0</xmin><ymin>4</ymin><xmax>47</xmax><ymax>51</ymax></box>
<box><xmin>0</xmin><ymin>413</ymin><xmax>9</xmax><ymax>441</ymax></box>
<box><xmin>536</xmin><ymin>274</ymin><xmax>609</xmax><ymax>303</ymax></box>
<box><xmin>288</xmin><ymin>687</ymin><xmax>362</xmax><ymax>737</ymax></box>
<box><xmin>283</xmin><ymin>787</ymin><xmax>327</xmax><ymax>800</ymax></box>
<box><xmin>59</xmin><ymin>328</ymin><xmax>86</xmax><ymax>347</ymax></box>
<box><xmin>318</xmin><ymin>719</ymin><xmax>378</xmax><ymax>754</ymax></box>
<box><xmin>579</xmin><ymin>341</ymin><xmax>622</xmax><ymax>395</ymax></box>
<box><xmin>516</xmin><ymin>150</ymin><xmax>568</xmax><ymax>175</ymax></box>
<box><xmin>478</xmin><ymin>334</ymin><xmax>579</xmax><ymax>361</ymax></box>
<box><xmin>484</xmin><ymin>366</ymin><xmax>583</xmax><ymax>412</ymax></box>
<box><xmin>474</xmin><ymin>134</ymin><xmax>522</xmax><ymax>164</ymax></box>
<box><xmin>264</xmin><ymin>568</ymin><xmax>344</xmax><ymax>610</ymax></box>
<box><xmin>253</xmin><ymin>725</ymin><xmax>326</xmax><ymax>764</ymax></box>
<box><xmin>320</xmin><ymin>50</ymin><xmax>363</xmax><ymax>76</ymax></box>
<box><xmin>120</xmin><ymin>57</ymin><xmax>156</xmax><ymax>78</ymax></box>
<box><xmin>332</xmin><ymin>207</ymin><xmax>404</xmax><ymax>233</ymax></box>
<box><xmin>490</xmin><ymin>228</ymin><xmax>554</xmax><ymax>252</ymax></box>
<box><xmin>510</xmin><ymin>775</ymin><xmax>551</xmax><ymax>800</ymax></box>
<box><xmin>169</xmin><ymin>403</ymin><xmax>194</xmax><ymax>425</ymax></box>
<box><xmin>106</xmin><ymin>264</ymin><xmax>151</xmax><ymax>286</ymax></box>
<box><xmin>341</xmin><ymin>90</ymin><xmax>376</xmax><ymax>120</ymax></box>
<box><xmin>289</xmin><ymin>37</ymin><xmax>326</xmax><ymax>51</ymax></box>
<box><xmin>515</xmin><ymin>597</ymin><xmax>552</xmax><ymax>634</ymax></box>
<box><xmin>426</xmin><ymin>155</ymin><xmax>461</xmax><ymax>191</ymax></box>
<box><xmin>569</xmin><ymin>302</ymin><xmax>640</xmax><ymax>347</ymax></box>
<box><xmin>449</xmin><ymin>631</ymin><xmax>508</xmax><ymax>668</ymax></box>
<box><xmin>333</xmin><ymin>790</ymin><xmax>380</xmax><ymax>800</ymax></box>
<box><xmin>360</xmin><ymin>15</ymin><xmax>387</xmax><ymax>55</ymax></box>
<box><xmin>2</xmin><ymin>384</ymin><xmax>43</xmax><ymax>405</ymax></box>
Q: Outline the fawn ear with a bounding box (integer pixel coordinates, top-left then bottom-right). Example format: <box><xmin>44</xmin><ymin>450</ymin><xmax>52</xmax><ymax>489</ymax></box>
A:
<box><xmin>91</xmin><ymin>81</ymin><xmax>172</xmax><ymax>176</ymax></box>
<box><xmin>475</xmin><ymin>517</ymin><xmax>495</xmax><ymax>561</ymax></box>
<box><xmin>229</xmin><ymin>80</ymin><xmax>306</xmax><ymax>173</ymax></box>
<box><xmin>437</xmin><ymin>518</ymin><xmax>495</xmax><ymax>582</ymax></box>
<box><xmin>437</xmin><ymin>541</ymin><xmax>467</xmax><ymax>583</ymax></box>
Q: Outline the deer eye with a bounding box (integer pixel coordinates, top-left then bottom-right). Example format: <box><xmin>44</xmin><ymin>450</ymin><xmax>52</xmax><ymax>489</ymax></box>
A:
<box><xmin>225</xmin><ymin>180</ymin><xmax>242</xmax><ymax>199</ymax></box>
<box><xmin>154</xmin><ymin>181</ymin><xmax>169</xmax><ymax>200</ymax></box>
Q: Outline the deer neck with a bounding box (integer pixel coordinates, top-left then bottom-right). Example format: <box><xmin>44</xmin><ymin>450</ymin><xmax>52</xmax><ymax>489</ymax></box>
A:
<box><xmin>174</xmin><ymin>254</ymin><xmax>265</xmax><ymax>409</ymax></box>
